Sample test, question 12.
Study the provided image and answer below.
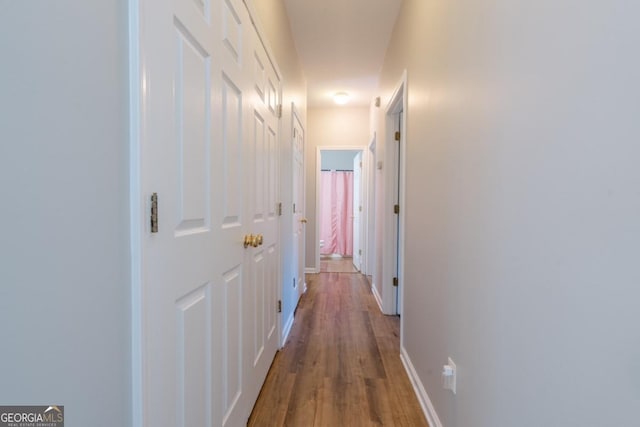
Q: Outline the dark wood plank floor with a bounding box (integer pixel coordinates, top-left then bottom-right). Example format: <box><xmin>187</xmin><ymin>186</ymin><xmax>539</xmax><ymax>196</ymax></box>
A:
<box><xmin>248</xmin><ymin>272</ymin><xmax>428</xmax><ymax>427</ymax></box>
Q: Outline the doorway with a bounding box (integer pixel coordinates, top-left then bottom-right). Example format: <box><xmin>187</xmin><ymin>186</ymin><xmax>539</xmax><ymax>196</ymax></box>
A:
<box><xmin>315</xmin><ymin>147</ymin><xmax>368</xmax><ymax>274</ymax></box>
<box><xmin>382</xmin><ymin>71</ymin><xmax>407</xmax><ymax>317</ymax></box>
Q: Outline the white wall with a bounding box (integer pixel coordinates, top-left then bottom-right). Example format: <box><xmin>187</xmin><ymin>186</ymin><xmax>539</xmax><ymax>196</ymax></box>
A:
<box><xmin>251</xmin><ymin>0</ymin><xmax>307</xmax><ymax>341</ymax></box>
<box><xmin>0</xmin><ymin>1</ymin><xmax>130</xmax><ymax>426</ymax></box>
<box><xmin>305</xmin><ymin>107</ymin><xmax>369</xmax><ymax>270</ymax></box>
<box><xmin>376</xmin><ymin>0</ymin><xmax>640</xmax><ymax>425</ymax></box>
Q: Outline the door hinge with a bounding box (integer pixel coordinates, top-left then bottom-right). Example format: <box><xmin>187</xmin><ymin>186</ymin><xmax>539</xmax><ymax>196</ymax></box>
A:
<box><xmin>277</xmin><ymin>104</ymin><xmax>283</xmax><ymax>118</ymax></box>
<box><xmin>358</xmin><ymin>249</ymin><xmax>362</xmax><ymax>256</ymax></box>
<box><xmin>359</xmin><ymin>161</ymin><xmax>363</xmax><ymax>168</ymax></box>
<box><xmin>293</xmin><ymin>203</ymin><xmax>296</xmax><ymax>213</ymax></box>
<box><xmin>395</xmin><ymin>131</ymin><xmax>401</xmax><ymax>141</ymax></box>
<box><xmin>277</xmin><ymin>202</ymin><xmax>282</xmax><ymax>216</ymax></box>
<box><xmin>393</xmin><ymin>277</ymin><xmax>398</xmax><ymax>287</ymax></box>
<box><xmin>359</xmin><ymin>205</ymin><xmax>363</xmax><ymax>212</ymax></box>
<box><xmin>150</xmin><ymin>193</ymin><xmax>159</xmax><ymax>233</ymax></box>
<box><xmin>277</xmin><ymin>300</ymin><xmax>282</xmax><ymax>313</ymax></box>
<box><xmin>394</xmin><ymin>204</ymin><xmax>400</xmax><ymax>214</ymax></box>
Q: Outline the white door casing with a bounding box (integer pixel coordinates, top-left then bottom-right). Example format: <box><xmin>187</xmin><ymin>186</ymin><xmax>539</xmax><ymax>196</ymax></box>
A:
<box><xmin>352</xmin><ymin>151</ymin><xmax>363</xmax><ymax>271</ymax></box>
<box><xmin>133</xmin><ymin>0</ymin><xmax>280</xmax><ymax>424</ymax></box>
<box><xmin>314</xmin><ymin>146</ymin><xmax>366</xmax><ymax>272</ymax></box>
<box><xmin>382</xmin><ymin>71</ymin><xmax>407</xmax><ymax>317</ymax></box>
<box><xmin>392</xmin><ymin>113</ymin><xmax>401</xmax><ymax>315</ymax></box>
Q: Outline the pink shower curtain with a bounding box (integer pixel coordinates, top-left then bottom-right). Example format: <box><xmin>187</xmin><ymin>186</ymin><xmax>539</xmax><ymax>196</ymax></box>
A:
<box><xmin>319</xmin><ymin>171</ymin><xmax>353</xmax><ymax>256</ymax></box>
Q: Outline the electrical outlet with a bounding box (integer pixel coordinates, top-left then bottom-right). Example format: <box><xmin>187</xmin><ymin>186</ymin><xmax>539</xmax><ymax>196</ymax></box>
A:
<box><xmin>442</xmin><ymin>357</ymin><xmax>457</xmax><ymax>394</ymax></box>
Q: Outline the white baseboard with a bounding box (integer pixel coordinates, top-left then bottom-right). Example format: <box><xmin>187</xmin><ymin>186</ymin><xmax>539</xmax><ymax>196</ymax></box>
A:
<box><xmin>400</xmin><ymin>347</ymin><xmax>443</xmax><ymax>427</ymax></box>
<box><xmin>303</xmin><ymin>281</ymin><xmax>307</xmax><ymax>294</ymax></box>
<box><xmin>371</xmin><ymin>283</ymin><xmax>384</xmax><ymax>312</ymax></box>
<box><xmin>304</xmin><ymin>267</ymin><xmax>319</xmax><ymax>274</ymax></box>
<box><xmin>281</xmin><ymin>312</ymin><xmax>295</xmax><ymax>347</ymax></box>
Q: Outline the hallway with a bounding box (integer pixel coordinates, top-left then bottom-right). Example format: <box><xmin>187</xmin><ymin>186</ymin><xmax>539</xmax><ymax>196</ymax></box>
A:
<box><xmin>248</xmin><ymin>272</ymin><xmax>427</xmax><ymax>426</ymax></box>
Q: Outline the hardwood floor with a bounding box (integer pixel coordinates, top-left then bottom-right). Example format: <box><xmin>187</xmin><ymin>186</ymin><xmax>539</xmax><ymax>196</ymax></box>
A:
<box><xmin>248</xmin><ymin>272</ymin><xmax>428</xmax><ymax>427</ymax></box>
<box><xmin>320</xmin><ymin>257</ymin><xmax>359</xmax><ymax>273</ymax></box>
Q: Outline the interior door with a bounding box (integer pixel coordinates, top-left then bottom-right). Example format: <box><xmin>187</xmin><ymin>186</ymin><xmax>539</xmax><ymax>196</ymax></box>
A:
<box><xmin>245</xmin><ymin>26</ymin><xmax>281</xmax><ymax>407</ymax></box>
<box><xmin>292</xmin><ymin>114</ymin><xmax>305</xmax><ymax>297</ymax></box>
<box><xmin>138</xmin><ymin>0</ymin><xmax>279</xmax><ymax>424</ymax></box>
<box><xmin>352</xmin><ymin>151</ymin><xmax>363</xmax><ymax>271</ymax></box>
<box><xmin>139</xmin><ymin>0</ymin><xmax>225</xmax><ymax>425</ymax></box>
<box><xmin>215</xmin><ymin>0</ymin><xmax>254</xmax><ymax>424</ymax></box>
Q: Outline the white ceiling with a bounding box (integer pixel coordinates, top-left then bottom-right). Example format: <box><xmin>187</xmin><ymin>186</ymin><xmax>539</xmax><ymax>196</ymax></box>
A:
<box><xmin>283</xmin><ymin>0</ymin><xmax>403</xmax><ymax>108</ymax></box>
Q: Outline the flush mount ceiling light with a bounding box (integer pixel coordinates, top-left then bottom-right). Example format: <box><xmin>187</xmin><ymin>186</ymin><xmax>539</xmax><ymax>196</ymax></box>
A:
<box><xmin>333</xmin><ymin>92</ymin><xmax>350</xmax><ymax>105</ymax></box>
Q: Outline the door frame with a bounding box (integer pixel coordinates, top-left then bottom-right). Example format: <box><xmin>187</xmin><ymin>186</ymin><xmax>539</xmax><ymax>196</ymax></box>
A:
<box><xmin>314</xmin><ymin>146</ymin><xmax>368</xmax><ymax>273</ymax></box>
<box><xmin>128</xmin><ymin>0</ymin><xmax>144</xmax><ymax>423</ymax></box>
<box><xmin>352</xmin><ymin>150</ymin><xmax>364</xmax><ymax>272</ymax></box>
<box><xmin>382</xmin><ymin>71</ymin><xmax>407</xmax><ymax>319</ymax></box>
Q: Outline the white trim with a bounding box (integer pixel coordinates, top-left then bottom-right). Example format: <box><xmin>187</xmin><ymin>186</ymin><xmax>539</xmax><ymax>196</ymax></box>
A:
<box><xmin>400</xmin><ymin>347</ymin><xmax>443</xmax><ymax>427</ymax></box>
<box><xmin>128</xmin><ymin>0</ymin><xmax>144</xmax><ymax>425</ymax></box>
<box><xmin>371</xmin><ymin>283</ymin><xmax>383</xmax><ymax>312</ymax></box>
<box><xmin>382</xmin><ymin>71</ymin><xmax>408</xmax><ymax>320</ymax></box>
<box><xmin>305</xmin><ymin>267</ymin><xmax>319</xmax><ymax>274</ymax></box>
<box><xmin>398</xmin><ymin>71</ymin><xmax>408</xmax><ymax>321</ymax></box>
<box><xmin>281</xmin><ymin>312</ymin><xmax>295</xmax><ymax>347</ymax></box>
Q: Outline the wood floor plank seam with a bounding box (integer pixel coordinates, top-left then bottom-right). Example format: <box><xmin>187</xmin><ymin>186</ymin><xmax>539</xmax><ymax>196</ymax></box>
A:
<box><xmin>248</xmin><ymin>269</ymin><xmax>428</xmax><ymax>427</ymax></box>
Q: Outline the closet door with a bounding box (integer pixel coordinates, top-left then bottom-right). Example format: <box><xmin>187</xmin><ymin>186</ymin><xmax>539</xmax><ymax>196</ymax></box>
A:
<box><xmin>136</xmin><ymin>0</ymin><xmax>280</xmax><ymax>424</ymax></box>
<box><xmin>213</xmin><ymin>0</ymin><xmax>254</xmax><ymax>424</ymax></box>
<box><xmin>138</xmin><ymin>0</ymin><xmax>223</xmax><ymax>424</ymax></box>
<box><xmin>244</xmin><ymin>24</ymin><xmax>281</xmax><ymax>408</ymax></box>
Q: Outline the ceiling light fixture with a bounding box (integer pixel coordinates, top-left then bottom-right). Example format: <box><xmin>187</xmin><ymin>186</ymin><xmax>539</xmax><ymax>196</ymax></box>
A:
<box><xmin>333</xmin><ymin>92</ymin><xmax>350</xmax><ymax>105</ymax></box>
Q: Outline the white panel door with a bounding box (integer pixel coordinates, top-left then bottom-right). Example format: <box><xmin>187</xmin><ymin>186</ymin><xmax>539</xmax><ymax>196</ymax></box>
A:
<box><xmin>292</xmin><ymin>113</ymin><xmax>305</xmax><ymax>297</ymax></box>
<box><xmin>215</xmin><ymin>0</ymin><xmax>252</xmax><ymax>424</ymax></box>
<box><xmin>353</xmin><ymin>151</ymin><xmax>363</xmax><ymax>271</ymax></box>
<box><xmin>245</xmin><ymin>27</ymin><xmax>281</xmax><ymax>407</ymax></box>
<box><xmin>138</xmin><ymin>0</ymin><xmax>279</xmax><ymax>425</ymax></box>
<box><xmin>139</xmin><ymin>0</ymin><xmax>219</xmax><ymax>425</ymax></box>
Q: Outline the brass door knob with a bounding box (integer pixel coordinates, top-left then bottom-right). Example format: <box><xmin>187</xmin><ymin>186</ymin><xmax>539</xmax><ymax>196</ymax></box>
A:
<box><xmin>300</xmin><ymin>218</ymin><xmax>308</xmax><ymax>224</ymax></box>
<box><xmin>244</xmin><ymin>234</ymin><xmax>264</xmax><ymax>248</ymax></box>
